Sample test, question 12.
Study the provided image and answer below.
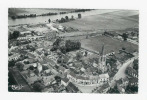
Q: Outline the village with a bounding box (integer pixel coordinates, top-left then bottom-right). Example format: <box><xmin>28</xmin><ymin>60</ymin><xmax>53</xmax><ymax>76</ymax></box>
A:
<box><xmin>8</xmin><ymin>10</ymin><xmax>139</xmax><ymax>93</ymax></box>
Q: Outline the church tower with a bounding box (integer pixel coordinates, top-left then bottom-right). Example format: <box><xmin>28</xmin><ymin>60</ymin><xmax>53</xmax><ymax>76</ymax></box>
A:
<box><xmin>99</xmin><ymin>44</ymin><xmax>107</xmax><ymax>73</ymax></box>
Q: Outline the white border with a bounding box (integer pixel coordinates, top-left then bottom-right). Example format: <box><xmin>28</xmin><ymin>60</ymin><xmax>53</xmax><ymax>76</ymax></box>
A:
<box><xmin>0</xmin><ymin>0</ymin><xmax>147</xmax><ymax>100</ymax></box>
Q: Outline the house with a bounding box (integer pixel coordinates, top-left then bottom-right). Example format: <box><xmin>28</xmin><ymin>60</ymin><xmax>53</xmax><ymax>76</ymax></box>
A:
<box><xmin>58</xmin><ymin>66</ymin><xmax>66</xmax><ymax>74</ymax></box>
<box><xmin>42</xmin><ymin>87</ymin><xmax>54</xmax><ymax>92</ymax></box>
<box><xmin>67</xmin><ymin>71</ymin><xmax>100</xmax><ymax>85</ymax></box>
<box><xmin>42</xmin><ymin>76</ymin><xmax>54</xmax><ymax>86</ymax></box>
<box><xmin>66</xmin><ymin>82</ymin><xmax>81</xmax><ymax>93</ymax></box>
<box><xmin>117</xmin><ymin>84</ymin><xmax>125</xmax><ymax>93</ymax></box>
<box><xmin>9</xmin><ymin>53</ymin><xmax>20</xmax><ymax>61</ymax></box>
<box><xmin>27</xmin><ymin>52</ymin><xmax>36</xmax><ymax>58</ymax></box>
<box><xmin>26</xmin><ymin>75</ymin><xmax>38</xmax><ymax>85</ymax></box>
<box><xmin>99</xmin><ymin>73</ymin><xmax>109</xmax><ymax>83</ymax></box>
<box><xmin>128</xmin><ymin>77</ymin><xmax>138</xmax><ymax>87</ymax></box>
<box><xmin>126</xmin><ymin>67</ymin><xmax>138</xmax><ymax>78</ymax></box>
<box><xmin>61</xmin><ymin>78</ymin><xmax>69</xmax><ymax>86</ymax></box>
<box><xmin>116</xmin><ymin>77</ymin><xmax>129</xmax><ymax>88</ymax></box>
<box><xmin>98</xmin><ymin>83</ymin><xmax>110</xmax><ymax>93</ymax></box>
<box><xmin>67</xmin><ymin>72</ymin><xmax>77</xmax><ymax>82</ymax></box>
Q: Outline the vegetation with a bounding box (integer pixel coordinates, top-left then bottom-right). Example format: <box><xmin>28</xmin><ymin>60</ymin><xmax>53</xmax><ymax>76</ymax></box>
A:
<box><xmin>51</xmin><ymin>38</ymin><xmax>81</xmax><ymax>54</ymax></box>
<box><xmin>15</xmin><ymin>62</ymin><xmax>24</xmax><ymax>71</ymax></box>
<box><xmin>133</xmin><ymin>59</ymin><xmax>138</xmax><ymax>71</ymax></box>
<box><xmin>122</xmin><ymin>33</ymin><xmax>128</xmax><ymax>41</ymax></box>
<box><xmin>8</xmin><ymin>60</ymin><xmax>16</xmax><ymax>67</ymax></box>
<box><xmin>48</xmin><ymin>19</ymin><xmax>51</xmax><ymax>23</ymax></box>
<box><xmin>76</xmin><ymin>52</ymin><xmax>83</xmax><ymax>60</ymax></box>
<box><xmin>65</xmin><ymin>40</ymin><xmax>81</xmax><ymax>52</ymax></box>
<box><xmin>32</xmin><ymin>81</ymin><xmax>45</xmax><ymax>92</ymax></box>
<box><xmin>78</xmin><ymin>14</ymin><xmax>82</xmax><ymax>19</ymax></box>
<box><xmin>9</xmin><ymin>31</ymin><xmax>20</xmax><ymax>40</ymax></box>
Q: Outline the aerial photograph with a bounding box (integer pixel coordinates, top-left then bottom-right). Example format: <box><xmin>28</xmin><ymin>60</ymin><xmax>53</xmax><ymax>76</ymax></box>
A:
<box><xmin>8</xmin><ymin>8</ymin><xmax>139</xmax><ymax>93</ymax></box>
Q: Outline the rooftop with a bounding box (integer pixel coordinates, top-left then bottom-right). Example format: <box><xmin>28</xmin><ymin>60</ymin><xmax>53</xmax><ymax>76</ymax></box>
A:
<box><xmin>62</xmin><ymin>77</ymin><xmax>69</xmax><ymax>83</ymax></box>
<box><xmin>66</xmin><ymin>82</ymin><xmax>80</xmax><ymax>93</ymax></box>
<box><xmin>98</xmin><ymin>83</ymin><xmax>110</xmax><ymax>92</ymax></box>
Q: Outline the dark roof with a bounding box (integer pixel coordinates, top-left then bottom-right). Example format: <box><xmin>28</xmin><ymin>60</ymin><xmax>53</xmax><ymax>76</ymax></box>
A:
<box><xmin>129</xmin><ymin>77</ymin><xmax>138</xmax><ymax>83</ymax></box>
<box><xmin>27</xmin><ymin>53</ymin><xmax>36</xmax><ymax>58</ymax></box>
<box><xmin>69</xmin><ymin>72</ymin><xmax>76</xmax><ymax>77</ymax></box>
<box><xmin>116</xmin><ymin>79</ymin><xmax>123</xmax><ymax>85</ymax></box>
<box><xmin>66</xmin><ymin>82</ymin><xmax>80</xmax><ymax>93</ymax></box>
<box><xmin>98</xmin><ymin>83</ymin><xmax>110</xmax><ymax>92</ymax></box>
<box><xmin>62</xmin><ymin>78</ymin><xmax>69</xmax><ymax>83</ymax></box>
<box><xmin>126</xmin><ymin>67</ymin><xmax>138</xmax><ymax>75</ymax></box>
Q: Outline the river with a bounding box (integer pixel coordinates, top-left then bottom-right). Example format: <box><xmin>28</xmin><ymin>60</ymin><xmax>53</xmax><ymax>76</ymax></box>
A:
<box><xmin>8</xmin><ymin>9</ymin><xmax>119</xmax><ymax>26</ymax></box>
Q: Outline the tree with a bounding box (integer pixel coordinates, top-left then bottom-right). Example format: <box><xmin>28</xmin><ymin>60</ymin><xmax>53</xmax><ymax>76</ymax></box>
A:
<box><xmin>76</xmin><ymin>52</ymin><xmax>82</xmax><ymax>60</ymax></box>
<box><xmin>44</xmin><ymin>52</ymin><xmax>48</xmax><ymax>56</ymax></box>
<box><xmin>60</xmin><ymin>46</ymin><xmax>66</xmax><ymax>54</ymax></box>
<box><xmin>12</xmin><ymin>31</ymin><xmax>20</xmax><ymax>39</ymax></box>
<box><xmin>54</xmin><ymin>76</ymin><xmax>61</xmax><ymax>83</ymax></box>
<box><xmin>48</xmin><ymin>19</ymin><xmax>51</xmax><ymax>23</ymax></box>
<box><xmin>78</xmin><ymin>14</ymin><xmax>82</xmax><ymax>18</ymax></box>
<box><xmin>30</xmin><ymin>47</ymin><xmax>36</xmax><ymax>52</ymax></box>
<box><xmin>85</xmin><ymin>51</ymin><xmax>88</xmax><ymax>56</ymax></box>
<box><xmin>15</xmin><ymin>62</ymin><xmax>24</xmax><ymax>71</ymax></box>
<box><xmin>8</xmin><ymin>60</ymin><xmax>16</xmax><ymax>67</ymax></box>
<box><xmin>122</xmin><ymin>33</ymin><xmax>128</xmax><ymax>41</ymax></box>
<box><xmin>65</xmin><ymin>16</ymin><xmax>69</xmax><ymax>21</ymax></box>
<box><xmin>71</xmin><ymin>15</ymin><xmax>75</xmax><ymax>20</ymax></box>
<box><xmin>65</xmin><ymin>40</ymin><xmax>81</xmax><ymax>52</ymax></box>
<box><xmin>122</xmin><ymin>47</ymin><xmax>126</xmax><ymax>51</ymax></box>
<box><xmin>24</xmin><ymin>60</ymin><xmax>30</xmax><ymax>64</ymax></box>
<box><xmin>53</xmin><ymin>38</ymin><xmax>61</xmax><ymax>46</ymax></box>
<box><xmin>61</xmin><ymin>17</ymin><xmax>66</xmax><ymax>23</ymax></box>
<box><xmin>29</xmin><ymin>65</ymin><xmax>35</xmax><ymax>70</ymax></box>
<box><xmin>32</xmin><ymin>81</ymin><xmax>45</xmax><ymax>92</ymax></box>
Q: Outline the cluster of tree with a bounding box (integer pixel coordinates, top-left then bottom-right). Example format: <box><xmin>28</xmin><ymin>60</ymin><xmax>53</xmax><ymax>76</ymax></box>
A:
<box><xmin>72</xmin><ymin>9</ymin><xmax>92</xmax><ymax>12</ymax></box>
<box><xmin>126</xmin><ymin>85</ymin><xmax>138</xmax><ymax>93</ymax></box>
<box><xmin>51</xmin><ymin>38</ymin><xmax>81</xmax><ymax>54</ymax></box>
<box><xmin>26</xmin><ymin>45</ymin><xmax>36</xmax><ymax>52</ymax></box>
<box><xmin>59</xmin><ymin>12</ymin><xmax>67</xmax><ymax>14</ymax></box>
<box><xmin>9</xmin><ymin>31</ymin><xmax>20</xmax><ymax>40</ymax></box>
<box><xmin>58</xmin><ymin>15</ymin><xmax>75</xmax><ymax>23</ymax></box>
<box><xmin>8</xmin><ymin>60</ymin><xmax>16</xmax><ymax>67</ymax></box>
<box><xmin>24</xmin><ymin>60</ymin><xmax>30</xmax><ymax>64</ymax></box>
<box><xmin>121</xmin><ymin>33</ymin><xmax>128</xmax><ymax>41</ymax></box>
<box><xmin>15</xmin><ymin>62</ymin><xmax>24</xmax><ymax>71</ymax></box>
<box><xmin>65</xmin><ymin>40</ymin><xmax>81</xmax><ymax>52</ymax></box>
<box><xmin>32</xmin><ymin>81</ymin><xmax>45</xmax><ymax>92</ymax></box>
<box><xmin>40</xmin><ymin>12</ymin><xmax>58</xmax><ymax>16</ymax></box>
<box><xmin>76</xmin><ymin>52</ymin><xmax>83</xmax><ymax>60</ymax></box>
<box><xmin>11</xmin><ymin>14</ymin><xmax>36</xmax><ymax>19</ymax></box>
<box><xmin>103</xmin><ymin>31</ymin><xmax>115</xmax><ymax>37</ymax></box>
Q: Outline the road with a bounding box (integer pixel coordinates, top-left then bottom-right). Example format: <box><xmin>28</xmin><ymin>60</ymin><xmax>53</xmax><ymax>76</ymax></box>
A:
<box><xmin>109</xmin><ymin>56</ymin><xmax>138</xmax><ymax>87</ymax></box>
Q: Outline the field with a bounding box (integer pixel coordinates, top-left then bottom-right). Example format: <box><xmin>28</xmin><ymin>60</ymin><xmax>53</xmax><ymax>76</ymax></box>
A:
<box><xmin>61</xmin><ymin>10</ymin><xmax>139</xmax><ymax>31</ymax></box>
<box><xmin>80</xmin><ymin>35</ymin><xmax>138</xmax><ymax>55</ymax></box>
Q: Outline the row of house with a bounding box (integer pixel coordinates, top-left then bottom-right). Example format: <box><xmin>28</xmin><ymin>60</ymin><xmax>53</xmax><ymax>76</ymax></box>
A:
<box><xmin>125</xmin><ymin>67</ymin><xmax>138</xmax><ymax>78</ymax></box>
<box><xmin>67</xmin><ymin>71</ymin><xmax>109</xmax><ymax>86</ymax></box>
<box><xmin>8</xmin><ymin>53</ymin><xmax>20</xmax><ymax>61</ymax></box>
<box><xmin>17</xmin><ymin>36</ymin><xmax>45</xmax><ymax>41</ymax></box>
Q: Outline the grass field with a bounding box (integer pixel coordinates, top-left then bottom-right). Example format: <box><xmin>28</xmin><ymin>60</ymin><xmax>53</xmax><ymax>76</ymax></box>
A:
<box><xmin>81</xmin><ymin>35</ymin><xmax>138</xmax><ymax>55</ymax></box>
<box><xmin>61</xmin><ymin>10</ymin><xmax>139</xmax><ymax>31</ymax></box>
